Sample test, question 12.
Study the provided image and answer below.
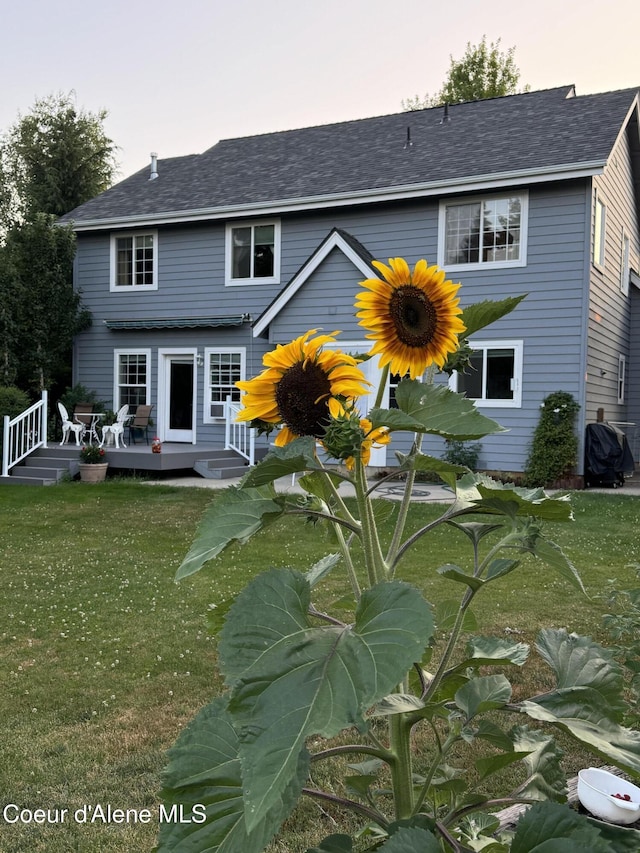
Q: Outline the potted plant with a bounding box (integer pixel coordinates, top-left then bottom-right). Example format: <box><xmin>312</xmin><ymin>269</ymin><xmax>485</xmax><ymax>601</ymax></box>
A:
<box><xmin>78</xmin><ymin>444</ymin><xmax>108</xmax><ymax>483</ymax></box>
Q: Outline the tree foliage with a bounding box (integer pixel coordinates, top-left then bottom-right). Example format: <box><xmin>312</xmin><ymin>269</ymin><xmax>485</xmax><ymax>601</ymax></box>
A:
<box><xmin>0</xmin><ymin>91</ymin><xmax>117</xmax><ymax>228</ymax></box>
<box><xmin>403</xmin><ymin>36</ymin><xmax>527</xmax><ymax>111</ymax></box>
<box><xmin>1</xmin><ymin>215</ymin><xmax>90</xmax><ymax>391</ymax></box>
<box><xmin>0</xmin><ymin>92</ymin><xmax>116</xmax><ymax>395</ymax></box>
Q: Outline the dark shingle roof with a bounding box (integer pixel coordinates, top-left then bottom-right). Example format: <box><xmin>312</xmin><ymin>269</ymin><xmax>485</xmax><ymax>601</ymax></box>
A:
<box><xmin>60</xmin><ymin>85</ymin><xmax>640</xmax><ymax>228</ymax></box>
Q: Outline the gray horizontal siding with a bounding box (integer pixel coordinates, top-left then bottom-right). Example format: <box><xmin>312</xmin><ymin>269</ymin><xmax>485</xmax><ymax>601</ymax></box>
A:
<box><xmin>73</xmin><ymin>181</ymin><xmax>595</xmax><ymax>473</ymax></box>
<box><xmin>587</xmin><ymin>126</ymin><xmax>640</xmax><ymax>432</ymax></box>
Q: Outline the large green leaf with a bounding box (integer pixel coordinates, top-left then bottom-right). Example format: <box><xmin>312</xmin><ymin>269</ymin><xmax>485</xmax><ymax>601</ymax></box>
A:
<box><xmin>155</xmin><ymin>696</ymin><xmax>306</xmax><ymax>853</ymax></box>
<box><xmin>218</xmin><ymin>569</ymin><xmax>434</xmax><ymax>831</ymax></box>
<box><xmin>396</xmin><ymin>450</ymin><xmax>466</xmax><ymax>490</ymax></box>
<box><xmin>453</xmin><ymin>473</ymin><xmax>573</xmax><ymax>522</ymax></box>
<box><xmin>462</xmin><ymin>635</ymin><xmax>530</xmax><ymax>668</ymax></box>
<box><xmin>519</xmin><ymin>629</ymin><xmax>640</xmax><ymax>776</ymax></box>
<box><xmin>534</xmin><ymin>629</ymin><xmax>626</xmax><ymax>721</ymax></box>
<box><xmin>455</xmin><ymin>674</ymin><xmax>512</xmax><ymax>720</ymax></box>
<box><xmin>369</xmin><ymin>381</ymin><xmax>504</xmax><ymax>440</ymax></box>
<box><xmin>510</xmin><ymin>801</ymin><xmax>615</xmax><ymax>852</ymax></box>
<box><xmin>437</xmin><ymin>563</ymin><xmax>484</xmax><ymax>592</ymax></box>
<box><xmin>475</xmin><ymin>750</ymin><xmax>532</xmax><ymax>782</ymax></box>
<box><xmin>460</xmin><ymin>295</ymin><xmax>527</xmax><ymax>338</ymax></box>
<box><xmin>585</xmin><ymin>818</ymin><xmax>640</xmax><ymax>851</ymax></box>
<box><xmin>377</xmin><ymin>826</ymin><xmax>441</xmax><ymax>852</ymax></box>
<box><xmin>241</xmin><ymin>437</ymin><xmax>323</xmax><ymax>487</ymax></box>
<box><xmin>520</xmin><ymin>701</ymin><xmax>640</xmax><ymax>776</ymax></box>
<box><xmin>510</xmin><ymin>726</ymin><xmax>567</xmax><ymax>802</ymax></box>
<box><xmin>176</xmin><ymin>486</ymin><xmax>285</xmax><ymax>580</ymax></box>
<box><xmin>306</xmin><ymin>836</ymin><xmax>353</xmax><ymax>853</ymax></box>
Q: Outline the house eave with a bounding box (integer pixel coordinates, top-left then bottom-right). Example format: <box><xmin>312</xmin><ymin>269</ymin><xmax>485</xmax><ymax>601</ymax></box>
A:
<box><xmin>68</xmin><ymin>161</ymin><xmax>607</xmax><ymax>232</ymax></box>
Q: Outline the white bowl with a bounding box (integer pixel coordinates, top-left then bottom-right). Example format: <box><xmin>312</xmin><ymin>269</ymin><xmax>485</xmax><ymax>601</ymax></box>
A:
<box><xmin>577</xmin><ymin>767</ymin><xmax>640</xmax><ymax>824</ymax></box>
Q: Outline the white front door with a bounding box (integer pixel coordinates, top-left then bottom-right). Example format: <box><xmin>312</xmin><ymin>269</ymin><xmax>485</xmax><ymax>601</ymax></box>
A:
<box><xmin>159</xmin><ymin>350</ymin><xmax>197</xmax><ymax>443</ymax></box>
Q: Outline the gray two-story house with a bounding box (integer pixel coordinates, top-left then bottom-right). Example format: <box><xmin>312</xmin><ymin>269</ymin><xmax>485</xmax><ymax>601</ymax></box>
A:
<box><xmin>60</xmin><ymin>84</ymin><xmax>640</xmax><ymax>478</ymax></box>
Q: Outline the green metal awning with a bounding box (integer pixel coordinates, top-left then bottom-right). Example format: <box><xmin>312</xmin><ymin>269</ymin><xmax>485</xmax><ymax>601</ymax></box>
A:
<box><xmin>104</xmin><ymin>315</ymin><xmax>249</xmax><ymax>330</ymax></box>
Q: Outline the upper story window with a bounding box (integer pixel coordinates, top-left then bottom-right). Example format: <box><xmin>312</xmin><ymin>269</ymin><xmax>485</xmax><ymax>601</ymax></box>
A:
<box><xmin>438</xmin><ymin>193</ymin><xmax>527</xmax><ymax>271</ymax></box>
<box><xmin>110</xmin><ymin>232</ymin><xmax>158</xmax><ymax>291</ymax></box>
<box><xmin>593</xmin><ymin>194</ymin><xmax>606</xmax><ymax>269</ymax></box>
<box><xmin>449</xmin><ymin>340</ymin><xmax>523</xmax><ymax>408</ymax></box>
<box><xmin>225</xmin><ymin>220</ymin><xmax>280</xmax><ymax>285</ymax></box>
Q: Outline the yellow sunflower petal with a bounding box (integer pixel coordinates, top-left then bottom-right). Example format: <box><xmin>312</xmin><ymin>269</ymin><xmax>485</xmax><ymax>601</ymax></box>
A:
<box><xmin>355</xmin><ymin>257</ymin><xmax>465</xmax><ymax>378</ymax></box>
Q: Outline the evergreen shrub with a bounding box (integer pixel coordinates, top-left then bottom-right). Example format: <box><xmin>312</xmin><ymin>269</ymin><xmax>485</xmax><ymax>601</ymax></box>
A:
<box><xmin>524</xmin><ymin>390</ymin><xmax>580</xmax><ymax>486</ymax></box>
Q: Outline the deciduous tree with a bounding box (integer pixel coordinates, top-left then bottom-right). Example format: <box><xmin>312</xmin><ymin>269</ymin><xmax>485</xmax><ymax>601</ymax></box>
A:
<box><xmin>403</xmin><ymin>36</ymin><xmax>527</xmax><ymax>110</ymax></box>
<box><xmin>0</xmin><ymin>92</ymin><xmax>114</xmax><ymax>395</ymax></box>
<box><xmin>0</xmin><ymin>91</ymin><xmax>117</xmax><ymax>228</ymax></box>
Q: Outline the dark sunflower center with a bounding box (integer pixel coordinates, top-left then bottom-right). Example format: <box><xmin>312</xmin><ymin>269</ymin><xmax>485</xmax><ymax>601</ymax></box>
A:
<box><xmin>275</xmin><ymin>361</ymin><xmax>332</xmax><ymax>437</ymax></box>
<box><xmin>389</xmin><ymin>285</ymin><xmax>437</xmax><ymax>347</ymax></box>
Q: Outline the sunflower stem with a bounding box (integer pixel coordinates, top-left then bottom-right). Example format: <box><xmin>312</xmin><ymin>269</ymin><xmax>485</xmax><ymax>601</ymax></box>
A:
<box><xmin>333</xmin><ymin>516</ymin><xmax>362</xmax><ymax>600</ymax></box>
<box><xmin>372</xmin><ymin>362</ymin><xmax>390</xmax><ymax>410</ymax></box>
<box><xmin>354</xmin><ymin>456</ymin><xmax>387</xmax><ymax>587</ymax></box>
<box><xmin>385</xmin><ymin>366</ymin><xmax>437</xmax><ymax>573</ymax></box>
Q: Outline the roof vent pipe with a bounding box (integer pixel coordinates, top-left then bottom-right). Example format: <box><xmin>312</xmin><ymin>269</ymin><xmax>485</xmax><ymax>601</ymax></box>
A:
<box><xmin>404</xmin><ymin>127</ymin><xmax>413</xmax><ymax>149</ymax></box>
<box><xmin>149</xmin><ymin>152</ymin><xmax>158</xmax><ymax>181</ymax></box>
<box><xmin>440</xmin><ymin>103</ymin><xmax>450</xmax><ymax>124</ymax></box>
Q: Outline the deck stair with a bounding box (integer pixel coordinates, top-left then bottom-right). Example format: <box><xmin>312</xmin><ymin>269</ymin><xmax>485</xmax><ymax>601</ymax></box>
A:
<box><xmin>1</xmin><ymin>445</ymin><xmax>249</xmax><ymax>485</ymax></box>
<box><xmin>3</xmin><ymin>446</ymin><xmax>79</xmax><ymax>486</ymax></box>
<box><xmin>193</xmin><ymin>450</ymin><xmax>249</xmax><ymax>480</ymax></box>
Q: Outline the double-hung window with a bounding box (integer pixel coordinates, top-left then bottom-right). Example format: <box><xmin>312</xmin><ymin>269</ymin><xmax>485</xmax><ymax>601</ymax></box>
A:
<box><xmin>450</xmin><ymin>340</ymin><xmax>523</xmax><ymax>407</ymax></box>
<box><xmin>439</xmin><ymin>194</ymin><xmax>527</xmax><ymax>271</ymax></box>
<box><xmin>114</xmin><ymin>350</ymin><xmax>151</xmax><ymax>409</ymax></box>
<box><xmin>621</xmin><ymin>231</ymin><xmax>630</xmax><ymax>295</ymax></box>
<box><xmin>110</xmin><ymin>231</ymin><xmax>157</xmax><ymax>290</ymax></box>
<box><xmin>225</xmin><ymin>220</ymin><xmax>280</xmax><ymax>285</ymax></box>
<box><xmin>618</xmin><ymin>355</ymin><xmax>626</xmax><ymax>405</ymax></box>
<box><xmin>205</xmin><ymin>348</ymin><xmax>246</xmax><ymax>421</ymax></box>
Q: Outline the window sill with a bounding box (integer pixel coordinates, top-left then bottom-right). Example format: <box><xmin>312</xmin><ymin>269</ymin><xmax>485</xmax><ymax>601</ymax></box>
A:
<box><xmin>439</xmin><ymin>259</ymin><xmax>526</xmax><ymax>274</ymax></box>
<box><xmin>225</xmin><ymin>277</ymin><xmax>279</xmax><ymax>287</ymax></box>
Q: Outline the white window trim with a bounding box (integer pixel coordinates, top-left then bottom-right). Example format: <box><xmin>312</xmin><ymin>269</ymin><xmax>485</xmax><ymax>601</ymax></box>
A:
<box><xmin>448</xmin><ymin>339</ymin><xmax>523</xmax><ymax>408</ymax></box>
<box><xmin>225</xmin><ymin>219</ymin><xmax>281</xmax><ymax>286</ymax></box>
<box><xmin>204</xmin><ymin>347</ymin><xmax>246</xmax><ymax>423</ymax></box>
<box><xmin>618</xmin><ymin>354</ymin><xmax>626</xmax><ymax>405</ymax></box>
<box><xmin>110</xmin><ymin>230</ymin><xmax>158</xmax><ymax>291</ymax></box>
<box><xmin>593</xmin><ymin>193</ymin><xmax>606</xmax><ymax>270</ymax></box>
<box><xmin>621</xmin><ymin>230</ymin><xmax>630</xmax><ymax>296</ymax></box>
<box><xmin>437</xmin><ymin>192</ymin><xmax>528</xmax><ymax>272</ymax></box>
<box><xmin>112</xmin><ymin>349</ymin><xmax>152</xmax><ymax>410</ymax></box>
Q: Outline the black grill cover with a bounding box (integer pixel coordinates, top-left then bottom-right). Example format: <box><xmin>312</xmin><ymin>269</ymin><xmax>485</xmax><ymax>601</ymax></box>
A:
<box><xmin>584</xmin><ymin>423</ymin><xmax>635</xmax><ymax>477</ymax></box>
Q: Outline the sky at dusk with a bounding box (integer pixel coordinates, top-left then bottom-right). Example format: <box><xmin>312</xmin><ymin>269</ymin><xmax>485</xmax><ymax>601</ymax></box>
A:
<box><xmin>2</xmin><ymin>0</ymin><xmax>639</xmax><ymax>180</ymax></box>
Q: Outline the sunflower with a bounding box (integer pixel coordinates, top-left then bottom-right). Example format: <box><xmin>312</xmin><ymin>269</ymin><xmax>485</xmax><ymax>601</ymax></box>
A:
<box><xmin>236</xmin><ymin>330</ymin><xmax>370</xmax><ymax>446</ymax></box>
<box><xmin>355</xmin><ymin>257</ymin><xmax>465</xmax><ymax>379</ymax></box>
<box><xmin>344</xmin><ymin>418</ymin><xmax>390</xmax><ymax>471</ymax></box>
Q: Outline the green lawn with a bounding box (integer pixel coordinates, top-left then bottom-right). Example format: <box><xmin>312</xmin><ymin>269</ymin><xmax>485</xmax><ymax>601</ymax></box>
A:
<box><xmin>0</xmin><ymin>480</ymin><xmax>638</xmax><ymax>852</ymax></box>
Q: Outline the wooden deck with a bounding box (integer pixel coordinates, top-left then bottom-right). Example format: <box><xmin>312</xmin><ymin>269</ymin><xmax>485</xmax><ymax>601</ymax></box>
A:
<box><xmin>2</xmin><ymin>443</ymin><xmax>251</xmax><ymax>485</ymax></box>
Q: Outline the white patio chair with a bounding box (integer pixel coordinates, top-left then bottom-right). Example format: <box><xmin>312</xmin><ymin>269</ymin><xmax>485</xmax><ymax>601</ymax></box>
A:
<box><xmin>58</xmin><ymin>402</ymin><xmax>85</xmax><ymax>446</ymax></box>
<box><xmin>100</xmin><ymin>404</ymin><xmax>129</xmax><ymax>448</ymax></box>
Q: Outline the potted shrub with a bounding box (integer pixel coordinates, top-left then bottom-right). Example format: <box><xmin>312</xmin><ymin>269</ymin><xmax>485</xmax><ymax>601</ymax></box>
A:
<box><xmin>78</xmin><ymin>444</ymin><xmax>108</xmax><ymax>483</ymax></box>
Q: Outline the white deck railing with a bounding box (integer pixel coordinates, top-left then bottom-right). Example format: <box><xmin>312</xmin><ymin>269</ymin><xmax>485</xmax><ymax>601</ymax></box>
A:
<box><xmin>224</xmin><ymin>395</ymin><xmax>255</xmax><ymax>466</ymax></box>
<box><xmin>2</xmin><ymin>391</ymin><xmax>48</xmax><ymax>477</ymax></box>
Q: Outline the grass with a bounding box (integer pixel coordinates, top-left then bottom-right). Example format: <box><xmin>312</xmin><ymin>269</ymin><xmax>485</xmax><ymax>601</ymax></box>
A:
<box><xmin>0</xmin><ymin>480</ymin><xmax>638</xmax><ymax>852</ymax></box>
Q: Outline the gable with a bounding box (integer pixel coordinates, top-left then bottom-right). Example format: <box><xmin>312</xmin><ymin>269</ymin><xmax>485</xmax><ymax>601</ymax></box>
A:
<box><xmin>253</xmin><ymin>229</ymin><xmax>376</xmax><ymax>339</ymax></box>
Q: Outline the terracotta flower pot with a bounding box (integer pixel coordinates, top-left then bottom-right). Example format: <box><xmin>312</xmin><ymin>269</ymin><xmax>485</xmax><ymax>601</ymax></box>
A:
<box><xmin>79</xmin><ymin>462</ymin><xmax>109</xmax><ymax>483</ymax></box>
